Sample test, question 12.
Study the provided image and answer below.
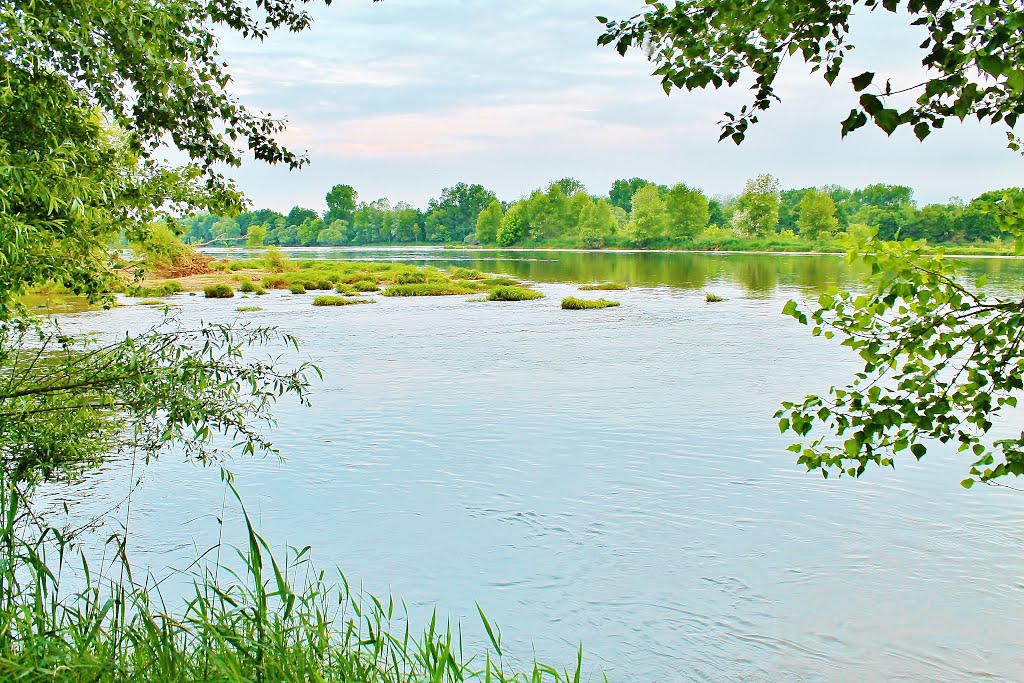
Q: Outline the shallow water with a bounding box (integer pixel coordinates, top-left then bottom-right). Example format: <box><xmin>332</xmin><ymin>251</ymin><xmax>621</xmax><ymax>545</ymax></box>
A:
<box><xmin>47</xmin><ymin>249</ymin><xmax>1024</xmax><ymax>682</ymax></box>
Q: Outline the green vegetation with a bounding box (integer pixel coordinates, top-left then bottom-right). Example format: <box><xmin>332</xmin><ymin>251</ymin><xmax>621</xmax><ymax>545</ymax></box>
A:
<box><xmin>180</xmin><ymin>177</ymin><xmax>1023</xmax><ymax>254</ymax></box>
<box><xmin>705</xmin><ymin>292</ymin><xmax>725</xmax><ymax>303</ymax></box>
<box><xmin>352</xmin><ymin>280</ymin><xmax>380</xmax><ymax>292</ymax></box>
<box><xmin>383</xmin><ymin>283</ymin><xmax>478</xmax><ymax>297</ymax></box>
<box><xmin>236</xmin><ymin>305</ymin><xmax>263</xmax><ymax>312</ymax></box>
<box><xmin>203</xmin><ymin>283</ymin><xmax>235</xmax><ymax>299</ymax></box>
<box><xmin>312</xmin><ymin>295</ymin><xmax>374</xmax><ymax>306</ymax></box>
<box><xmin>561</xmin><ymin>297</ymin><xmax>621</xmax><ymax>310</ymax></box>
<box><xmin>239</xmin><ymin>280</ymin><xmax>267</xmax><ymax>295</ymax></box>
<box><xmin>486</xmin><ymin>286</ymin><xmax>545</xmax><ymax>301</ymax></box>
<box><xmin>288</xmin><ymin>283</ymin><xmax>307</xmax><ymax>295</ymax></box>
<box><xmin>580</xmin><ymin>282</ymin><xmax>628</xmax><ymax>291</ymax></box>
<box><xmin>139</xmin><ymin>299</ymin><xmax>174</xmax><ymax>306</ymax></box>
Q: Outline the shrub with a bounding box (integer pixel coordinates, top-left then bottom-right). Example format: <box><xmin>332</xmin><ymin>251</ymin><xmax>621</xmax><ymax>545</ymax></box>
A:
<box><xmin>158</xmin><ymin>280</ymin><xmax>184</xmax><ymax>295</ymax></box>
<box><xmin>561</xmin><ymin>297</ymin><xmax>620</xmax><ymax>310</ymax></box>
<box><xmin>705</xmin><ymin>292</ymin><xmax>726</xmax><ymax>302</ymax></box>
<box><xmin>487</xmin><ymin>286</ymin><xmax>544</xmax><ymax>301</ymax></box>
<box><xmin>352</xmin><ymin>280</ymin><xmax>380</xmax><ymax>292</ymax></box>
<box><xmin>203</xmin><ymin>284</ymin><xmax>234</xmax><ymax>299</ymax></box>
<box><xmin>316</xmin><ymin>279</ymin><xmax>333</xmax><ymax>290</ymax></box>
<box><xmin>229</xmin><ymin>261</ymin><xmax>247</xmax><ymax>271</ymax></box>
<box><xmin>312</xmin><ymin>296</ymin><xmax>375</xmax><ymax>306</ymax></box>
<box><xmin>289</xmin><ymin>283</ymin><xmax>307</xmax><ymax>294</ymax></box>
<box><xmin>579</xmin><ymin>282</ymin><xmax>628</xmax><ymax>291</ymax></box>
<box><xmin>382</xmin><ymin>283</ymin><xmax>476</xmax><ymax>297</ymax></box>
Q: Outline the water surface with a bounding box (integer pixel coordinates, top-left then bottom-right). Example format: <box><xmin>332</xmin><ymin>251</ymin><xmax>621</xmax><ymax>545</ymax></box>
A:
<box><xmin>49</xmin><ymin>249</ymin><xmax>1024</xmax><ymax>682</ymax></box>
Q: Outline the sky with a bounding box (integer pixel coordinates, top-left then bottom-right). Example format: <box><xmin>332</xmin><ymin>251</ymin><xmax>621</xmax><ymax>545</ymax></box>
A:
<box><xmin>217</xmin><ymin>0</ymin><xmax>1023</xmax><ymax>212</ymax></box>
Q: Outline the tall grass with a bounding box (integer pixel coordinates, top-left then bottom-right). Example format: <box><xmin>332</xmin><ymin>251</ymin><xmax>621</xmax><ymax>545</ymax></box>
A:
<box><xmin>382</xmin><ymin>283</ymin><xmax>478</xmax><ymax>297</ymax></box>
<box><xmin>0</xmin><ymin>482</ymin><xmax>587</xmax><ymax>683</ymax></box>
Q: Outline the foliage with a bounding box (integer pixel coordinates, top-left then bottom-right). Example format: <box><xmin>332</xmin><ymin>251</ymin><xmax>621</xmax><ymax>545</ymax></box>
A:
<box><xmin>475</xmin><ymin>200</ymin><xmax>504</xmax><ymax>244</ymax></box>
<box><xmin>561</xmin><ymin>297</ymin><xmax>621</xmax><ymax>310</ymax></box>
<box><xmin>609</xmin><ymin>178</ymin><xmax>652</xmax><ymax>212</ymax></box>
<box><xmin>705</xmin><ymin>292</ymin><xmax>725</xmax><ymax>303</ymax></box>
<box><xmin>486</xmin><ymin>286</ymin><xmax>545</xmax><ymax>301</ymax></box>
<box><xmin>664</xmin><ymin>184</ymin><xmax>711</xmax><ymax>239</ymax></box>
<box><xmin>734</xmin><ymin>174</ymin><xmax>781</xmax><ymax>237</ymax></box>
<box><xmin>777</xmin><ymin>230</ymin><xmax>1024</xmax><ymax>486</ymax></box>
<box><xmin>600</xmin><ymin>0</ymin><xmax>1024</xmax><ymax>145</ymax></box>
<box><xmin>239</xmin><ymin>280</ymin><xmax>267</xmax><ymax>295</ymax></box>
<box><xmin>325</xmin><ymin>184</ymin><xmax>358</xmax><ymax>224</ymax></box>
<box><xmin>496</xmin><ymin>205</ymin><xmax>527</xmax><ymax>247</ymax></box>
<box><xmin>625</xmin><ymin>185</ymin><xmax>667</xmax><ymax>247</ymax></box>
<box><xmin>288</xmin><ymin>284</ymin><xmax>307</xmax><ymax>295</ymax></box>
<box><xmin>312</xmin><ymin>296</ymin><xmax>374</xmax><ymax>306</ymax></box>
<box><xmin>797</xmin><ymin>190</ymin><xmax>840</xmax><ymax>240</ymax></box>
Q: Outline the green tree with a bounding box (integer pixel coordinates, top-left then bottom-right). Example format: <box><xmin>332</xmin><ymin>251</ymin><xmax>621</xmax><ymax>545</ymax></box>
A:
<box><xmin>576</xmin><ymin>200</ymin><xmax>618</xmax><ymax>249</ymax></box>
<box><xmin>325</xmin><ymin>184</ymin><xmax>358</xmax><ymax>224</ymax></box>
<box><xmin>425</xmin><ymin>183</ymin><xmax>497</xmax><ymax>242</ymax></box>
<box><xmin>246</xmin><ymin>224</ymin><xmax>267</xmax><ymax>248</ymax></box>
<box><xmin>609</xmin><ymin>178</ymin><xmax>652</xmax><ymax>213</ymax></box>
<box><xmin>625</xmin><ymin>185</ymin><xmax>667</xmax><ymax>247</ymax></box>
<box><xmin>735</xmin><ymin>174</ymin><xmax>780</xmax><ymax>237</ymax></box>
<box><xmin>664</xmin><ymin>183</ymin><xmax>710</xmax><ymax>239</ymax></box>
<box><xmin>475</xmin><ymin>200</ymin><xmax>504</xmax><ymax>244</ymax></box>
<box><xmin>796</xmin><ymin>189</ymin><xmax>839</xmax><ymax>240</ymax></box>
<box><xmin>496</xmin><ymin>203</ymin><xmax>527</xmax><ymax>246</ymax></box>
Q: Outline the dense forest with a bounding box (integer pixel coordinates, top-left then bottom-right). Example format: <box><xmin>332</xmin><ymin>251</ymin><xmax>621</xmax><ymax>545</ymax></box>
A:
<box><xmin>180</xmin><ymin>176</ymin><xmax>1024</xmax><ymax>250</ymax></box>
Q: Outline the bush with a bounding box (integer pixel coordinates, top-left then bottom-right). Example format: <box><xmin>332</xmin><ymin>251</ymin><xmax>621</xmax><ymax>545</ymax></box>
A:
<box><xmin>259</xmin><ymin>246</ymin><xmax>290</xmax><ymax>272</ymax></box>
<box><xmin>561</xmin><ymin>297</ymin><xmax>620</xmax><ymax>310</ymax></box>
<box><xmin>316</xmin><ymin>279</ymin><xmax>333</xmax><ymax>290</ymax></box>
<box><xmin>579</xmin><ymin>282</ymin><xmax>628</xmax><ymax>291</ymax></box>
<box><xmin>203</xmin><ymin>284</ymin><xmax>234</xmax><ymax>299</ymax></box>
<box><xmin>312</xmin><ymin>296</ymin><xmax>375</xmax><ymax>306</ymax></box>
<box><xmin>487</xmin><ymin>286</ymin><xmax>544</xmax><ymax>301</ymax></box>
<box><xmin>158</xmin><ymin>280</ymin><xmax>184</xmax><ymax>295</ymax></box>
<box><xmin>382</xmin><ymin>283</ymin><xmax>477</xmax><ymax>297</ymax></box>
<box><xmin>289</xmin><ymin>283</ymin><xmax>307</xmax><ymax>294</ymax></box>
<box><xmin>352</xmin><ymin>280</ymin><xmax>380</xmax><ymax>292</ymax></box>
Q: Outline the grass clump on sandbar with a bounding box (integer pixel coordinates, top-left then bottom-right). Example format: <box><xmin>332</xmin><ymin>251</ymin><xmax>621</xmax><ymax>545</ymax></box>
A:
<box><xmin>203</xmin><ymin>283</ymin><xmax>234</xmax><ymax>298</ymax></box>
<box><xmin>561</xmin><ymin>297</ymin><xmax>620</xmax><ymax>310</ymax></box>
<box><xmin>579</xmin><ymin>282</ymin><xmax>628</xmax><ymax>291</ymax></box>
<box><xmin>383</xmin><ymin>283</ymin><xmax>478</xmax><ymax>297</ymax></box>
<box><xmin>486</xmin><ymin>286</ymin><xmax>544</xmax><ymax>301</ymax></box>
<box><xmin>705</xmin><ymin>292</ymin><xmax>726</xmax><ymax>302</ymax></box>
<box><xmin>236</xmin><ymin>305</ymin><xmax>263</xmax><ymax>312</ymax></box>
<box><xmin>313</xmin><ymin>295</ymin><xmax>375</xmax><ymax>306</ymax></box>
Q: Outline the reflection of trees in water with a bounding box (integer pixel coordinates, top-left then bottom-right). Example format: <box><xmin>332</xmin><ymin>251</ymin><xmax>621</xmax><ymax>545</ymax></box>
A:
<box><xmin>318</xmin><ymin>249</ymin><xmax>1024</xmax><ymax>297</ymax></box>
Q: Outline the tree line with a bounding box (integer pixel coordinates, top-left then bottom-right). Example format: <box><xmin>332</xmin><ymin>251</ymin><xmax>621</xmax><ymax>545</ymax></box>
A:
<box><xmin>181</xmin><ymin>176</ymin><xmax>1024</xmax><ymax>250</ymax></box>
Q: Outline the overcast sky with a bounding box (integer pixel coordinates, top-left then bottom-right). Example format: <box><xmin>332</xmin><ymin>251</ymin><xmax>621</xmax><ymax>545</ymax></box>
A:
<box><xmin>217</xmin><ymin>0</ymin><xmax>1023</xmax><ymax>212</ymax></box>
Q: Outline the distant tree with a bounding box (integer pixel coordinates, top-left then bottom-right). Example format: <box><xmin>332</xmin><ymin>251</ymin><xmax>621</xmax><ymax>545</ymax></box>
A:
<box><xmin>325</xmin><ymin>184</ymin><xmax>358</xmax><ymax>224</ymax></box>
<box><xmin>551</xmin><ymin>177</ymin><xmax>587</xmax><ymax>197</ymax></box>
<box><xmin>796</xmin><ymin>189</ymin><xmax>839</xmax><ymax>240</ymax></box>
<box><xmin>851</xmin><ymin>184</ymin><xmax>915</xmax><ymax>210</ymax></box>
<box><xmin>475</xmin><ymin>200</ymin><xmax>504</xmax><ymax>244</ymax></box>
<box><xmin>496</xmin><ymin>204</ymin><xmax>527</xmax><ymax>246</ymax></box>
<box><xmin>778</xmin><ymin>188</ymin><xmax>810</xmax><ymax>231</ymax></box>
<box><xmin>609</xmin><ymin>178</ymin><xmax>652</xmax><ymax>213</ymax></box>
<box><xmin>527</xmin><ymin>185</ymin><xmax>572</xmax><ymax>240</ymax></box>
<box><xmin>286</xmin><ymin>206</ymin><xmax>319</xmax><ymax>227</ymax></box>
<box><xmin>246</xmin><ymin>224</ymin><xmax>267</xmax><ymax>248</ymax></box>
<box><xmin>664</xmin><ymin>183</ymin><xmax>710</xmax><ymax>239</ymax></box>
<box><xmin>735</xmin><ymin>174</ymin><xmax>781</xmax><ymax>237</ymax></box>
<box><xmin>707</xmin><ymin>199</ymin><xmax>728</xmax><ymax>228</ymax></box>
<box><xmin>394</xmin><ymin>205</ymin><xmax>422</xmax><ymax>242</ymax></box>
<box><xmin>625</xmin><ymin>185</ymin><xmax>667</xmax><ymax>247</ymax></box>
<box><xmin>902</xmin><ymin>204</ymin><xmax>957</xmax><ymax>242</ymax></box>
<box><xmin>576</xmin><ymin>199</ymin><xmax>618</xmax><ymax>249</ymax></box>
<box><xmin>425</xmin><ymin>183</ymin><xmax>497</xmax><ymax>242</ymax></box>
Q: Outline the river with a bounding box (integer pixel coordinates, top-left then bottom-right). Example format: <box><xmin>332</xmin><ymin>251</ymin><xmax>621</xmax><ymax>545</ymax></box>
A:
<box><xmin>48</xmin><ymin>248</ymin><xmax>1024</xmax><ymax>682</ymax></box>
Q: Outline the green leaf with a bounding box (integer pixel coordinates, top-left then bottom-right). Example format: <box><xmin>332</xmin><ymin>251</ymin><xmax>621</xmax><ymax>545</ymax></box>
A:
<box><xmin>851</xmin><ymin>71</ymin><xmax>875</xmax><ymax>91</ymax></box>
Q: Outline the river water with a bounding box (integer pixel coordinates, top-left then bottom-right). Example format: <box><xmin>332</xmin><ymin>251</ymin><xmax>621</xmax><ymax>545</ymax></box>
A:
<box><xmin>49</xmin><ymin>248</ymin><xmax>1024</xmax><ymax>682</ymax></box>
